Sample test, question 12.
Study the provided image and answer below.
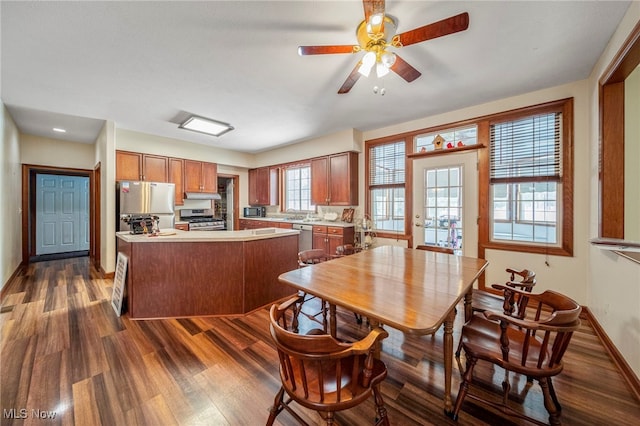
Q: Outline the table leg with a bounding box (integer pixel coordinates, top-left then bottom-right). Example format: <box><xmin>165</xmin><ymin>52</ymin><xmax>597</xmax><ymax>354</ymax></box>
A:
<box><xmin>329</xmin><ymin>304</ymin><xmax>337</xmax><ymax>338</ymax></box>
<box><xmin>443</xmin><ymin>309</ymin><xmax>456</xmax><ymax>414</ymax></box>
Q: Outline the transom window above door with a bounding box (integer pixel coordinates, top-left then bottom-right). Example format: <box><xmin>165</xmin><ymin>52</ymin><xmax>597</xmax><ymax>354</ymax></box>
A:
<box><xmin>415</xmin><ymin>125</ymin><xmax>477</xmax><ymax>152</ymax></box>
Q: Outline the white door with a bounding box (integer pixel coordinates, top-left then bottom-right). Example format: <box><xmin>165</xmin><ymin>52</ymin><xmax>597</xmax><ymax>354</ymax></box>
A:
<box><xmin>412</xmin><ymin>152</ymin><xmax>478</xmax><ymax>257</ymax></box>
<box><xmin>36</xmin><ymin>174</ymin><xmax>90</xmax><ymax>255</ymax></box>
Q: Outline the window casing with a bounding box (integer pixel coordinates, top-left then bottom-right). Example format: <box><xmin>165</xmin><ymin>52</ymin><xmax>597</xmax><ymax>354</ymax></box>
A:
<box><xmin>482</xmin><ymin>98</ymin><xmax>573</xmax><ymax>256</ymax></box>
<box><xmin>489</xmin><ymin>111</ymin><xmax>562</xmax><ymax>245</ymax></box>
<box><xmin>367</xmin><ymin>141</ymin><xmax>406</xmax><ymax>234</ymax></box>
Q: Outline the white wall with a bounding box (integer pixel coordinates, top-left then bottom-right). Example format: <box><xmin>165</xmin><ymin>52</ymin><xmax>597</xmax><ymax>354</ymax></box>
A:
<box><xmin>96</xmin><ymin>121</ymin><xmax>116</xmax><ymax>274</ymax></box>
<box><xmin>587</xmin><ymin>3</ymin><xmax>640</xmax><ymax>377</ymax></box>
<box><xmin>255</xmin><ymin>128</ymin><xmax>363</xmax><ymax>166</ymax></box>
<box><xmin>21</xmin><ymin>134</ymin><xmax>95</xmax><ymax>169</ymax></box>
<box><xmin>115</xmin><ymin>128</ymin><xmax>255</xmax><ymax>168</ymax></box>
<box><xmin>1</xmin><ymin>102</ymin><xmax>22</xmax><ymax>290</ymax></box>
<box><xmin>364</xmin><ymin>80</ymin><xmax>591</xmax><ymax>305</ymax></box>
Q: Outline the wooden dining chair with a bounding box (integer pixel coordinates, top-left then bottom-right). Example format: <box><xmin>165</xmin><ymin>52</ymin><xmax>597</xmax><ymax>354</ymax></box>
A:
<box><xmin>267</xmin><ymin>298</ymin><xmax>391</xmax><ymax>426</ymax></box>
<box><xmin>297</xmin><ymin>249</ymin><xmax>332</xmax><ymax>331</ymax></box>
<box><xmin>333</xmin><ymin>244</ymin><xmax>365</xmax><ymax>325</ymax></box>
<box><xmin>415</xmin><ymin>244</ymin><xmax>455</xmax><ymax>254</ymax></box>
<box><xmin>334</xmin><ymin>243</ymin><xmax>356</xmax><ymax>256</ymax></box>
<box><xmin>456</xmin><ymin>268</ymin><xmax>537</xmax><ymax>365</ymax></box>
<box><xmin>471</xmin><ymin>268</ymin><xmax>537</xmax><ymax>320</ymax></box>
<box><xmin>451</xmin><ymin>289</ymin><xmax>581</xmax><ymax>426</ymax></box>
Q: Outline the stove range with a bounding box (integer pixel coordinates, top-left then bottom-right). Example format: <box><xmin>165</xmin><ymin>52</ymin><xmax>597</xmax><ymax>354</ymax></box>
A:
<box><xmin>179</xmin><ymin>208</ymin><xmax>225</xmax><ymax>231</ymax></box>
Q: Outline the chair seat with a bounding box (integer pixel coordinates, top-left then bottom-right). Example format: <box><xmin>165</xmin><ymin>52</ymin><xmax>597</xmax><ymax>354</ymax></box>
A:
<box><xmin>461</xmin><ymin>313</ymin><xmax>563</xmax><ymax>378</ymax></box>
<box><xmin>282</xmin><ymin>354</ymin><xmax>387</xmax><ymax>411</ymax></box>
<box><xmin>472</xmin><ymin>289</ymin><xmax>505</xmax><ymax>312</ymax></box>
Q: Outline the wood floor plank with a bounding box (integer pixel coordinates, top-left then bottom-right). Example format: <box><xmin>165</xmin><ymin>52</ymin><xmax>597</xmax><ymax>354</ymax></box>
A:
<box><xmin>1</xmin><ymin>257</ymin><xmax>639</xmax><ymax>426</ymax></box>
<box><xmin>141</xmin><ymin>350</ymin><xmax>205</xmax><ymax>425</ymax></box>
<box><xmin>71</xmin><ymin>378</ymin><xmax>101</xmax><ymax>426</ymax></box>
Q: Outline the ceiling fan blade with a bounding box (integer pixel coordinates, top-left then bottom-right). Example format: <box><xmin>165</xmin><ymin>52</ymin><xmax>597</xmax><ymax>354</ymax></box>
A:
<box><xmin>298</xmin><ymin>45</ymin><xmax>355</xmax><ymax>55</ymax></box>
<box><xmin>338</xmin><ymin>62</ymin><xmax>363</xmax><ymax>94</ymax></box>
<box><xmin>363</xmin><ymin>0</ymin><xmax>385</xmax><ymax>23</ymax></box>
<box><xmin>396</xmin><ymin>12</ymin><xmax>469</xmax><ymax>47</ymax></box>
<box><xmin>390</xmin><ymin>55</ymin><xmax>421</xmax><ymax>82</ymax></box>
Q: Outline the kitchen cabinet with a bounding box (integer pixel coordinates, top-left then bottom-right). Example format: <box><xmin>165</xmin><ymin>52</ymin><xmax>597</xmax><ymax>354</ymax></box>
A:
<box><xmin>168</xmin><ymin>158</ymin><xmax>184</xmax><ymax>205</ymax></box>
<box><xmin>312</xmin><ymin>225</ymin><xmax>355</xmax><ymax>255</ymax></box>
<box><xmin>174</xmin><ymin>223</ymin><xmax>189</xmax><ymax>231</ymax></box>
<box><xmin>116</xmin><ymin>151</ymin><xmax>168</xmax><ymax>182</ymax></box>
<box><xmin>311</xmin><ymin>152</ymin><xmax>358</xmax><ymax>206</ymax></box>
<box><xmin>239</xmin><ymin>219</ymin><xmax>271</xmax><ymax>230</ymax></box>
<box><xmin>248</xmin><ymin>166</ymin><xmax>279</xmax><ymax>206</ymax></box>
<box><xmin>184</xmin><ymin>160</ymin><xmax>217</xmax><ymax>194</ymax></box>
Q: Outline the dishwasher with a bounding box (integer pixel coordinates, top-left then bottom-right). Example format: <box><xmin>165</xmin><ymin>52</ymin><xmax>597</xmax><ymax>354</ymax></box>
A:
<box><xmin>293</xmin><ymin>223</ymin><xmax>313</xmax><ymax>252</ymax></box>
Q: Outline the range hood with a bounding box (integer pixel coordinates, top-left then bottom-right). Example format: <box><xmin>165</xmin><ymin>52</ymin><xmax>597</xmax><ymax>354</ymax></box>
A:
<box><xmin>184</xmin><ymin>192</ymin><xmax>221</xmax><ymax>200</ymax></box>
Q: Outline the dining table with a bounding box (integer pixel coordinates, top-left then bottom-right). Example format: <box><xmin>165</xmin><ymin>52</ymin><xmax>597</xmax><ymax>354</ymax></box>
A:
<box><xmin>278</xmin><ymin>245</ymin><xmax>489</xmax><ymax>414</ymax></box>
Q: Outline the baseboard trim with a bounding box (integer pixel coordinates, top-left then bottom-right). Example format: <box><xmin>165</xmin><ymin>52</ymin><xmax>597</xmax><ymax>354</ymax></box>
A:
<box><xmin>582</xmin><ymin>306</ymin><xmax>640</xmax><ymax>403</ymax></box>
<box><xmin>1</xmin><ymin>262</ymin><xmax>26</xmax><ymax>300</ymax></box>
<box><xmin>101</xmin><ymin>266</ymin><xmax>114</xmax><ymax>280</ymax></box>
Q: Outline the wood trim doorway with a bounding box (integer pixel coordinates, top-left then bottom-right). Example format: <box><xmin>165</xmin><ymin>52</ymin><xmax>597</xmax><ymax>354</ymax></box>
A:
<box><xmin>21</xmin><ymin>164</ymin><xmax>96</xmax><ymax>265</ymax></box>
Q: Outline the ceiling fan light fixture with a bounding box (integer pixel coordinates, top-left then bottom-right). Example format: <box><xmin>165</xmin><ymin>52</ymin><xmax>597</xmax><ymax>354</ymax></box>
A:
<box><xmin>381</xmin><ymin>51</ymin><xmax>396</xmax><ymax>68</ymax></box>
<box><xmin>179</xmin><ymin>115</ymin><xmax>234</xmax><ymax>137</ymax></box>
<box><xmin>358</xmin><ymin>51</ymin><xmax>376</xmax><ymax>77</ymax></box>
<box><xmin>366</xmin><ymin>13</ymin><xmax>385</xmax><ymax>35</ymax></box>
<box><xmin>376</xmin><ymin>62</ymin><xmax>390</xmax><ymax>78</ymax></box>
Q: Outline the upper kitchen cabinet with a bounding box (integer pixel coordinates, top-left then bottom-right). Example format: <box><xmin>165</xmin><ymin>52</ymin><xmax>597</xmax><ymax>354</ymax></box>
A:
<box><xmin>184</xmin><ymin>160</ymin><xmax>217</xmax><ymax>194</ymax></box>
<box><xmin>168</xmin><ymin>158</ymin><xmax>184</xmax><ymax>206</ymax></box>
<box><xmin>311</xmin><ymin>152</ymin><xmax>358</xmax><ymax>206</ymax></box>
<box><xmin>248</xmin><ymin>166</ymin><xmax>279</xmax><ymax>206</ymax></box>
<box><xmin>116</xmin><ymin>151</ymin><xmax>168</xmax><ymax>182</ymax></box>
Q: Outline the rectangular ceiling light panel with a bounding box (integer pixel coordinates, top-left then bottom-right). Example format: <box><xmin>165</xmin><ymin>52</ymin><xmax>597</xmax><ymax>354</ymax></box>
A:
<box><xmin>179</xmin><ymin>115</ymin><xmax>234</xmax><ymax>137</ymax></box>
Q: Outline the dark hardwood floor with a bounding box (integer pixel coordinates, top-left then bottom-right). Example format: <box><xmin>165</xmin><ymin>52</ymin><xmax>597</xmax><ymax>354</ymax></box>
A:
<box><xmin>1</xmin><ymin>257</ymin><xmax>639</xmax><ymax>425</ymax></box>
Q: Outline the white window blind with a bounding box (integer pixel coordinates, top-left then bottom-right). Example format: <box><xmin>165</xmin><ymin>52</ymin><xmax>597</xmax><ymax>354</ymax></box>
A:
<box><xmin>369</xmin><ymin>141</ymin><xmax>405</xmax><ymax>186</ymax></box>
<box><xmin>490</xmin><ymin>112</ymin><xmax>562</xmax><ymax>183</ymax></box>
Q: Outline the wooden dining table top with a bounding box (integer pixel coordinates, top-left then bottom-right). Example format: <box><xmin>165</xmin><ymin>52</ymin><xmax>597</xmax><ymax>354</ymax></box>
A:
<box><xmin>279</xmin><ymin>245</ymin><xmax>489</xmax><ymax>335</ymax></box>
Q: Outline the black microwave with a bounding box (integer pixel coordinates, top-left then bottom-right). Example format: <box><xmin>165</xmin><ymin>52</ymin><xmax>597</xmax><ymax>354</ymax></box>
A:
<box><xmin>244</xmin><ymin>207</ymin><xmax>266</xmax><ymax>217</ymax></box>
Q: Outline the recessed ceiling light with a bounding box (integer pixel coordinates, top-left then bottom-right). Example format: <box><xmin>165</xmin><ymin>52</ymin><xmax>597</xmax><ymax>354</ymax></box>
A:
<box><xmin>178</xmin><ymin>115</ymin><xmax>234</xmax><ymax>137</ymax></box>
<box><xmin>53</xmin><ymin>127</ymin><xmax>66</xmax><ymax>133</ymax></box>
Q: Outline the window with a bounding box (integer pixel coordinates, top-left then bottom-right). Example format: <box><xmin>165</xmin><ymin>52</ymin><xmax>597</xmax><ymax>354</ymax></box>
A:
<box><xmin>367</xmin><ymin>140</ymin><xmax>405</xmax><ymax>233</ymax></box>
<box><xmin>490</xmin><ymin>112</ymin><xmax>560</xmax><ymax>244</ymax></box>
<box><xmin>416</xmin><ymin>125</ymin><xmax>478</xmax><ymax>152</ymax></box>
<box><xmin>422</xmin><ymin>166</ymin><xmax>464</xmax><ymax>253</ymax></box>
<box><xmin>485</xmin><ymin>98</ymin><xmax>573</xmax><ymax>256</ymax></box>
<box><xmin>284</xmin><ymin>165</ymin><xmax>312</xmax><ymax>212</ymax></box>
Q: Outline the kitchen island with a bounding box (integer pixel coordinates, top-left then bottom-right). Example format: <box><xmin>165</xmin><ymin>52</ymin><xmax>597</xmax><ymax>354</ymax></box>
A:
<box><xmin>116</xmin><ymin>228</ymin><xmax>299</xmax><ymax>319</ymax></box>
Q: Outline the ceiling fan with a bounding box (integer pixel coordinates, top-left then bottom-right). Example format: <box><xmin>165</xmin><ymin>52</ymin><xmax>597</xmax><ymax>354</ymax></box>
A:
<box><xmin>298</xmin><ymin>0</ymin><xmax>469</xmax><ymax>94</ymax></box>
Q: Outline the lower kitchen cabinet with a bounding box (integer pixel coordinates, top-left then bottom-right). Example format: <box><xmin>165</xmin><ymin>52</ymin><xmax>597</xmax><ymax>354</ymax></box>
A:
<box><xmin>312</xmin><ymin>225</ymin><xmax>355</xmax><ymax>255</ymax></box>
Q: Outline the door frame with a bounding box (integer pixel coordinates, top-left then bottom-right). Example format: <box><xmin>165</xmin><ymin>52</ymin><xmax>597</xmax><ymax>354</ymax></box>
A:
<box><xmin>21</xmin><ymin>164</ymin><xmax>94</xmax><ymax>264</ymax></box>
<box><xmin>218</xmin><ymin>173</ymin><xmax>239</xmax><ymax>231</ymax></box>
<box><xmin>411</xmin><ymin>151</ymin><xmax>479</xmax><ymax>258</ymax></box>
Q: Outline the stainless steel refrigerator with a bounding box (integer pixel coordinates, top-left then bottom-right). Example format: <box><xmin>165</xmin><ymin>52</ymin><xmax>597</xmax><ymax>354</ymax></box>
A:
<box><xmin>116</xmin><ymin>181</ymin><xmax>175</xmax><ymax>231</ymax></box>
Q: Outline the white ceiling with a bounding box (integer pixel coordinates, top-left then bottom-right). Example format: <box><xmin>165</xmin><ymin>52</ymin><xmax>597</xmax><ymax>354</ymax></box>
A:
<box><xmin>1</xmin><ymin>1</ymin><xmax>632</xmax><ymax>153</ymax></box>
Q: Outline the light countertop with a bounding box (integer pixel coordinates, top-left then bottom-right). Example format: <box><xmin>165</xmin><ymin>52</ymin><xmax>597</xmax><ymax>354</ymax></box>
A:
<box><xmin>116</xmin><ymin>228</ymin><xmax>299</xmax><ymax>243</ymax></box>
<box><xmin>241</xmin><ymin>217</ymin><xmax>355</xmax><ymax>227</ymax></box>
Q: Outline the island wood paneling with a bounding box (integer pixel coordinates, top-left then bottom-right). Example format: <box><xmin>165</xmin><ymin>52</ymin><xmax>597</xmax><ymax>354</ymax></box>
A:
<box><xmin>243</xmin><ymin>235</ymin><xmax>299</xmax><ymax>312</ymax></box>
<box><xmin>117</xmin><ymin>234</ymin><xmax>298</xmax><ymax>319</ymax></box>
